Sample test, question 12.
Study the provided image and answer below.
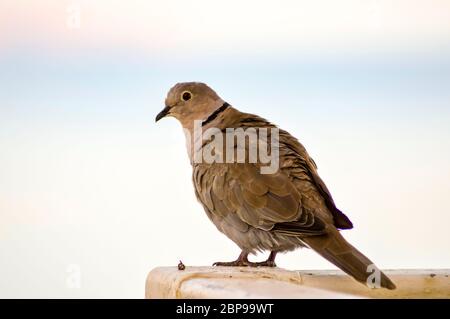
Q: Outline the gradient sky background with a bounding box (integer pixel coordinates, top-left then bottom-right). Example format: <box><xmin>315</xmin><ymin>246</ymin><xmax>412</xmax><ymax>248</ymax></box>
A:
<box><xmin>1</xmin><ymin>0</ymin><xmax>450</xmax><ymax>298</ymax></box>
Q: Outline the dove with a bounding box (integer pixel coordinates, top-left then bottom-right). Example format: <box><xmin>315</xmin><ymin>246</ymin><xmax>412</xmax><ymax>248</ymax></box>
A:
<box><xmin>155</xmin><ymin>82</ymin><xmax>396</xmax><ymax>289</ymax></box>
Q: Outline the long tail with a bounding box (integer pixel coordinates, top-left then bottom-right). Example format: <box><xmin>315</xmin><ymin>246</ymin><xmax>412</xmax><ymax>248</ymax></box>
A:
<box><xmin>303</xmin><ymin>229</ymin><xmax>396</xmax><ymax>290</ymax></box>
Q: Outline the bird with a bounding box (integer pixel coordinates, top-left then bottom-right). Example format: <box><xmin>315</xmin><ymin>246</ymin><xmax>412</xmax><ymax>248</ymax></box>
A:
<box><xmin>155</xmin><ymin>82</ymin><xmax>396</xmax><ymax>290</ymax></box>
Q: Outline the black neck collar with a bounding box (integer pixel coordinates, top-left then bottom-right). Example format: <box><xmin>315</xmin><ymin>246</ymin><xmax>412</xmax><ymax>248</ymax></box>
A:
<box><xmin>202</xmin><ymin>102</ymin><xmax>230</xmax><ymax>126</ymax></box>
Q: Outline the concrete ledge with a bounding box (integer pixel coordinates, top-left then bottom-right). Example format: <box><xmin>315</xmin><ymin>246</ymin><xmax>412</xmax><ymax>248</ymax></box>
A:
<box><xmin>145</xmin><ymin>267</ymin><xmax>450</xmax><ymax>299</ymax></box>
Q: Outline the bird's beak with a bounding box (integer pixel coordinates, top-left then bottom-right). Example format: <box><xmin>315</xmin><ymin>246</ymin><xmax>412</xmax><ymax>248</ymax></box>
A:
<box><xmin>155</xmin><ymin>105</ymin><xmax>171</xmax><ymax>122</ymax></box>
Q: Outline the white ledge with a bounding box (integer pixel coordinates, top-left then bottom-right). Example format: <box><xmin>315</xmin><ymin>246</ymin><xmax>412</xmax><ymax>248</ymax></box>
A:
<box><xmin>145</xmin><ymin>267</ymin><xmax>450</xmax><ymax>299</ymax></box>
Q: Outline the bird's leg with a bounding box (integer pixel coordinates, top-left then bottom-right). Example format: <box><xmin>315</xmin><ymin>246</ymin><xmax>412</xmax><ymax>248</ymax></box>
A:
<box><xmin>213</xmin><ymin>251</ymin><xmax>278</xmax><ymax>267</ymax></box>
<box><xmin>253</xmin><ymin>251</ymin><xmax>277</xmax><ymax>267</ymax></box>
<box><xmin>213</xmin><ymin>251</ymin><xmax>251</xmax><ymax>267</ymax></box>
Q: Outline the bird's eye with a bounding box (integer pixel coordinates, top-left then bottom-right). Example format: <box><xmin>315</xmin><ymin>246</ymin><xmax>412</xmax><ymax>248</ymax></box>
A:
<box><xmin>181</xmin><ymin>91</ymin><xmax>192</xmax><ymax>101</ymax></box>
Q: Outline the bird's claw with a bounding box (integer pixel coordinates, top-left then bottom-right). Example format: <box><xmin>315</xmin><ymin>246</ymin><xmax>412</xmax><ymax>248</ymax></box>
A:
<box><xmin>213</xmin><ymin>260</ymin><xmax>250</xmax><ymax>267</ymax></box>
<box><xmin>212</xmin><ymin>260</ymin><xmax>277</xmax><ymax>267</ymax></box>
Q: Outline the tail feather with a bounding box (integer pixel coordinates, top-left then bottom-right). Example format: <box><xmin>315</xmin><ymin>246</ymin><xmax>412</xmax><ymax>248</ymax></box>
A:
<box><xmin>303</xmin><ymin>230</ymin><xmax>396</xmax><ymax>290</ymax></box>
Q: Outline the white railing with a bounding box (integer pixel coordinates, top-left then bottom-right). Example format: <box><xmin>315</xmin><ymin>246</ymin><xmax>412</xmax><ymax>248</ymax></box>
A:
<box><xmin>146</xmin><ymin>266</ymin><xmax>450</xmax><ymax>298</ymax></box>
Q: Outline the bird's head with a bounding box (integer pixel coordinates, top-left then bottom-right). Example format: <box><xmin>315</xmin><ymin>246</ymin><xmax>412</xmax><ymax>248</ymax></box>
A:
<box><xmin>155</xmin><ymin>82</ymin><xmax>225</xmax><ymax>129</ymax></box>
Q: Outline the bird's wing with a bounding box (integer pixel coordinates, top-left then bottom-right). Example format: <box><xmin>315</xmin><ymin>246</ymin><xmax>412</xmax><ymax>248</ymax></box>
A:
<box><xmin>193</xmin><ymin>162</ymin><xmax>327</xmax><ymax>236</ymax></box>
<box><xmin>279</xmin><ymin>129</ymin><xmax>353</xmax><ymax>229</ymax></box>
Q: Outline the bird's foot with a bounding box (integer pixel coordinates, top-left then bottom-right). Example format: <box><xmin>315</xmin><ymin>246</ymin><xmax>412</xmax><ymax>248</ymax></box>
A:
<box><xmin>212</xmin><ymin>260</ymin><xmax>252</xmax><ymax>267</ymax></box>
<box><xmin>212</xmin><ymin>259</ymin><xmax>276</xmax><ymax>268</ymax></box>
<box><xmin>213</xmin><ymin>251</ymin><xmax>251</xmax><ymax>267</ymax></box>
<box><xmin>213</xmin><ymin>251</ymin><xmax>278</xmax><ymax>267</ymax></box>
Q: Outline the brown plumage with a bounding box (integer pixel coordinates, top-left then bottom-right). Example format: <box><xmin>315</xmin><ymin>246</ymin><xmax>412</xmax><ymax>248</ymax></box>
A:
<box><xmin>156</xmin><ymin>82</ymin><xmax>396</xmax><ymax>290</ymax></box>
